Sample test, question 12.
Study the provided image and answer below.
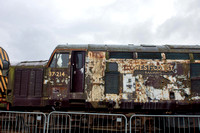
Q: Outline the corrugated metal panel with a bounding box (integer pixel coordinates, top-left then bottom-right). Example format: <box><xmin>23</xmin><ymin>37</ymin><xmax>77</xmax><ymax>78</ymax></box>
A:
<box><xmin>20</xmin><ymin>70</ymin><xmax>29</xmax><ymax>97</ymax></box>
<box><xmin>35</xmin><ymin>70</ymin><xmax>43</xmax><ymax>97</ymax></box>
<box><xmin>28</xmin><ymin>70</ymin><xmax>35</xmax><ymax>96</ymax></box>
<box><xmin>14</xmin><ymin>69</ymin><xmax>21</xmax><ymax>96</ymax></box>
<box><xmin>14</xmin><ymin>68</ymin><xmax>43</xmax><ymax>97</ymax></box>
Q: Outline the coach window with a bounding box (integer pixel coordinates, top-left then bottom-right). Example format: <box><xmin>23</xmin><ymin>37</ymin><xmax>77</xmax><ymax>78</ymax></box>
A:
<box><xmin>193</xmin><ymin>53</ymin><xmax>200</xmax><ymax>60</ymax></box>
<box><xmin>109</xmin><ymin>52</ymin><xmax>133</xmax><ymax>59</ymax></box>
<box><xmin>50</xmin><ymin>53</ymin><xmax>69</xmax><ymax>68</ymax></box>
<box><xmin>76</xmin><ymin>53</ymin><xmax>83</xmax><ymax>69</ymax></box>
<box><xmin>165</xmin><ymin>53</ymin><xmax>189</xmax><ymax>60</ymax></box>
<box><xmin>137</xmin><ymin>52</ymin><xmax>161</xmax><ymax>59</ymax></box>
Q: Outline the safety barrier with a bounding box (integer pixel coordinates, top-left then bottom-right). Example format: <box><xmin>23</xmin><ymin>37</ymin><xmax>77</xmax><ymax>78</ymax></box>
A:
<box><xmin>130</xmin><ymin>115</ymin><xmax>200</xmax><ymax>133</ymax></box>
<box><xmin>47</xmin><ymin>111</ymin><xmax>127</xmax><ymax>133</ymax></box>
<box><xmin>0</xmin><ymin>111</ymin><xmax>46</xmax><ymax>133</ymax></box>
<box><xmin>1</xmin><ymin>111</ymin><xmax>200</xmax><ymax>133</ymax></box>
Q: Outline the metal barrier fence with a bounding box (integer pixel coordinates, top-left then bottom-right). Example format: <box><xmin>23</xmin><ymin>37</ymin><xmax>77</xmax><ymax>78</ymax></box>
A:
<box><xmin>1</xmin><ymin>111</ymin><xmax>200</xmax><ymax>133</ymax></box>
<box><xmin>0</xmin><ymin>111</ymin><xmax>46</xmax><ymax>133</ymax></box>
<box><xmin>130</xmin><ymin>115</ymin><xmax>200</xmax><ymax>133</ymax></box>
<box><xmin>47</xmin><ymin>111</ymin><xmax>127</xmax><ymax>133</ymax></box>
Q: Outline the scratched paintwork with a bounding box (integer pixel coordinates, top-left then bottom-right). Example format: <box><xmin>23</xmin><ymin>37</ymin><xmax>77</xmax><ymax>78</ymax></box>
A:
<box><xmin>85</xmin><ymin>50</ymin><xmax>196</xmax><ymax>109</ymax></box>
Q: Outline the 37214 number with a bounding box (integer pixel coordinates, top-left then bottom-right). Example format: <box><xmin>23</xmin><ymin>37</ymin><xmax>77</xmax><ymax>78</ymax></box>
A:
<box><xmin>49</xmin><ymin>71</ymin><xmax>65</xmax><ymax>77</ymax></box>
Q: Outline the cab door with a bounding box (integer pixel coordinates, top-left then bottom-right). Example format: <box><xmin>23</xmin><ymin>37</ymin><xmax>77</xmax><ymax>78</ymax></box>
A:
<box><xmin>45</xmin><ymin>52</ymin><xmax>70</xmax><ymax>103</ymax></box>
<box><xmin>71</xmin><ymin>51</ymin><xmax>85</xmax><ymax>92</ymax></box>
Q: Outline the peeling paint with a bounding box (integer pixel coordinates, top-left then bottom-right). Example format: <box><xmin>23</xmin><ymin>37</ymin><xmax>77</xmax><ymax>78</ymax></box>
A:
<box><xmin>85</xmin><ymin>51</ymin><xmax>193</xmax><ymax>108</ymax></box>
<box><xmin>9</xmin><ymin>44</ymin><xmax>200</xmax><ymax>111</ymax></box>
<box><xmin>123</xmin><ymin>74</ymin><xmax>135</xmax><ymax>93</ymax></box>
<box><xmin>85</xmin><ymin>51</ymin><xmax>106</xmax><ymax>103</ymax></box>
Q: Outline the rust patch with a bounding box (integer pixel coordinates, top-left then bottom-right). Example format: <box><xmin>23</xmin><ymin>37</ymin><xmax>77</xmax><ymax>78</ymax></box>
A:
<box><xmin>85</xmin><ymin>51</ymin><xmax>196</xmax><ymax>108</ymax></box>
<box><xmin>144</xmin><ymin>76</ymin><xmax>170</xmax><ymax>89</ymax></box>
<box><xmin>85</xmin><ymin>51</ymin><xmax>106</xmax><ymax>105</ymax></box>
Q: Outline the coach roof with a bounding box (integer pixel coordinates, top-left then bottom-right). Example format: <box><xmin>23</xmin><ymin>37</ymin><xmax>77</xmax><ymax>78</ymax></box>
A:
<box><xmin>55</xmin><ymin>44</ymin><xmax>200</xmax><ymax>53</ymax></box>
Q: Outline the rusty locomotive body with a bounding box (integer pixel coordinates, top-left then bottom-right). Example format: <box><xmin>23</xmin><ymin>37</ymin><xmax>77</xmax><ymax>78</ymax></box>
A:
<box><xmin>4</xmin><ymin>44</ymin><xmax>200</xmax><ymax>112</ymax></box>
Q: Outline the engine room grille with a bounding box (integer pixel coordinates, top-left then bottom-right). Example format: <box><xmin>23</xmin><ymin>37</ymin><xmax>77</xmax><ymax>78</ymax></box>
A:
<box><xmin>14</xmin><ymin>68</ymin><xmax>43</xmax><ymax>98</ymax></box>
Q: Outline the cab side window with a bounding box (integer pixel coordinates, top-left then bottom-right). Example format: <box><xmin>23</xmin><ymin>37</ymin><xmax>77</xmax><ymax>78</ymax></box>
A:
<box><xmin>50</xmin><ymin>53</ymin><xmax>69</xmax><ymax>68</ymax></box>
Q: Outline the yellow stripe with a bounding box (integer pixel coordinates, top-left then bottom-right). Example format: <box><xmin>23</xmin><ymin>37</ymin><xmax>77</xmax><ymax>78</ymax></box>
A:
<box><xmin>1</xmin><ymin>77</ymin><xmax>6</xmax><ymax>90</ymax></box>
<box><xmin>0</xmin><ymin>70</ymin><xmax>2</xmax><ymax>76</ymax></box>
<box><xmin>5</xmin><ymin>77</ymin><xmax>8</xmax><ymax>84</ymax></box>
<box><xmin>0</xmin><ymin>81</ymin><xmax>4</xmax><ymax>93</ymax></box>
<box><xmin>0</xmin><ymin>48</ymin><xmax>4</xmax><ymax>60</ymax></box>
<box><xmin>3</xmin><ymin>51</ymin><xmax>8</xmax><ymax>61</ymax></box>
<box><xmin>0</xmin><ymin>59</ymin><xmax>3</xmax><ymax>69</ymax></box>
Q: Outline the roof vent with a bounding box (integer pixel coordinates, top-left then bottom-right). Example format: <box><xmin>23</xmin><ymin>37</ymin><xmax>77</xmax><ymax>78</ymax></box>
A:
<box><xmin>141</xmin><ymin>44</ymin><xmax>156</xmax><ymax>47</ymax></box>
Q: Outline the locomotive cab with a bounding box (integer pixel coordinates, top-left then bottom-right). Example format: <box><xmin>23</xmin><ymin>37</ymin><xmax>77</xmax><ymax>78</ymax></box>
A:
<box><xmin>43</xmin><ymin>49</ymin><xmax>86</xmax><ymax>108</ymax></box>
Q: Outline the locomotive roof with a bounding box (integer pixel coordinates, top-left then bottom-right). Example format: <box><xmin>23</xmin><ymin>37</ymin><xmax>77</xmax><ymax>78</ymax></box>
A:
<box><xmin>15</xmin><ymin>60</ymin><xmax>48</xmax><ymax>67</ymax></box>
<box><xmin>56</xmin><ymin>44</ymin><xmax>200</xmax><ymax>53</ymax></box>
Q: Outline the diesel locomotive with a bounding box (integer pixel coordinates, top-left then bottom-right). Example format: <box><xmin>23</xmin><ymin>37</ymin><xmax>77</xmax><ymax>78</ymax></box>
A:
<box><xmin>0</xmin><ymin>47</ymin><xmax>10</xmax><ymax>109</ymax></box>
<box><xmin>1</xmin><ymin>44</ymin><xmax>200</xmax><ymax>113</ymax></box>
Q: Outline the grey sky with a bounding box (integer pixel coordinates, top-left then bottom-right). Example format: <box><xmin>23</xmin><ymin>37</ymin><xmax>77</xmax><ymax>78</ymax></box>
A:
<box><xmin>0</xmin><ymin>0</ymin><xmax>199</xmax><ymax>62</ymax></box>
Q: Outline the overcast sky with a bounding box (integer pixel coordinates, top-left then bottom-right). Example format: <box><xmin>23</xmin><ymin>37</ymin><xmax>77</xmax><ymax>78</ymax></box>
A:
<box><xmin>0</xmin><ymin>0</ymin><xmax>200</xmax><ymax>62</ymax></box>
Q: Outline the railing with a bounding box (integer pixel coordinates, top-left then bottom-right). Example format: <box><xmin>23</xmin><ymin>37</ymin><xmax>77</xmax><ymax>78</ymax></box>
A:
<box><xmin>47</xmin><ymin>111</ymin><xmax>127</xmax><ymax>133</ymax></box>
<box><xmin>0</xmin><ymin>111</ymin><xmax>46</xmax><ymax>133</ymax></box>
<box><xmin>130</xmin><ymin>115</ymin><xmax>200</xmax><ymax>133</ymax></box>
<box><xmin>1</xmin><ymin>111</ymin><xmax>200</xmax><ymax>133</ymax></box>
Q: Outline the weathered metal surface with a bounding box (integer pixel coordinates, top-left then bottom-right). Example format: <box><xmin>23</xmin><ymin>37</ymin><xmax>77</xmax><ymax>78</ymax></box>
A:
<box><xmin>7</xmin><ymin>44</ymin><xmax>200</xmax><ymax>111</ymax></box>
<box><xmin>43</xmin><ymin>68</ymin><xmax>70</xmax><ymax>106</ymax></box>
<box><xmin>85</xmin><ymin>51</ymin><xmax>106</xmax><ymax>104</ymax></box>
<box><xmin>16</xmin><ymin>60</ymin><xmax>48</xmax><ymax>67</ymax></box>
<box><xmin>42</xmin><ymin>52</ymin><xmax>71</xmax><ymax>107</ymax></box>
<box><xmin>56</xmin><ymin>44</ymin><xmax>200</xmax><ymax>53</ymax></box>
<box><xmin>13</xmin><ymin>68</ymin><xmax>44</xmax><ymax>106</ymax></box>
<box><xmin>84</xmin><ymin>49</ymin><xmax>197</xmax><ymax>109</ymax></box>
<box><xmin>123</xmin><ymin>74</ymin><xmax>135</xmax><ymax>93</ymax></box>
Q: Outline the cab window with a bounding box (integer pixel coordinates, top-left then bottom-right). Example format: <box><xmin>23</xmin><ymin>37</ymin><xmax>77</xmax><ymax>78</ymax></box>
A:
<box><xmin>50</xmin><ymin>53</ymin><xmax>69</xmax><ymax>68</ymax></box>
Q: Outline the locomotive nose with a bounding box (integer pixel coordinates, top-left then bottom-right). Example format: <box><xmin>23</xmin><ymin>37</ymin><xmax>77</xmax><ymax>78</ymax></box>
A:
<box><xmin>0</xmin><ymin>47</ymin><xmax>10</xmax><ymax>110</ymax></box>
